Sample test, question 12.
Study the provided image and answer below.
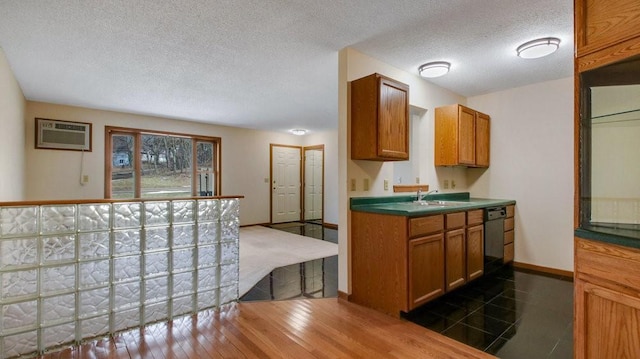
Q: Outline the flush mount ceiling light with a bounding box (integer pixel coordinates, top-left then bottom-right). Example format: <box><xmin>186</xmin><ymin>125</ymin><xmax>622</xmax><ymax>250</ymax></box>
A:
<box><xmin>289</xmin><ymin>129</ymin><xmax>307</xmax><ymax>136</ymax></box>
<box><xmin>516</xmin><ymin>37</ymin><xmax>561</xmax><ymax>59</ymax></box>
<box><xmin>418</xmin><ymin>61</ymin><xmax>451</xmax><ymax>78</ymax></box>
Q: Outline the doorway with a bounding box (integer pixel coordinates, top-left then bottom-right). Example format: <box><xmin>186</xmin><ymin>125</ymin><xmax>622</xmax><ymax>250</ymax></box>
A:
<box><xmin>303</xmin><ymin>145</ymin><xmax>324</xmax><ymax>224</ymax></box>
<box><xmin>270</xmin><ymin>145</ymin><xmax>302</xmax><ymax>224</ymax></box>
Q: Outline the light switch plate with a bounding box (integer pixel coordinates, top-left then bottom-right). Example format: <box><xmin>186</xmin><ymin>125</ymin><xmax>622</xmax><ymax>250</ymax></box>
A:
<box><xmin>350</xmin><ymin>179</ymin><xmax>356</xmax><ymax>191</ymax></box>
<box><xmin>384</xmin><ymin>179</ymin><xmax>389</xmax><ymax>191</ymax></box>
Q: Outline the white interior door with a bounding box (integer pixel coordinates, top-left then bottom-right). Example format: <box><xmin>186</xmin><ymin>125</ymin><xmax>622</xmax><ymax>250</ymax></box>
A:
<box><xmin>271</xmin><ymin>145</ymin><xmax>301</xmax><ymax>223</ymax></box>
<box><xmin>304</xmin><ymin>148</ymin><xmax>323</xmax><ymax>221</ymax></box>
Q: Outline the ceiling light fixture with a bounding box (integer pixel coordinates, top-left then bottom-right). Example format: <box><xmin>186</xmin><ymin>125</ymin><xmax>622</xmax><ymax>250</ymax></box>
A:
<box><xmin>418</xmin><ymin>61</ymin><xmax>451</xmax><ymax>78</ymax></box>
<box><xmin>516</xmin><ymin>37</ymin><xmax>561</xmax><ymax>59</ymax></box>
<box><xmin>289</xmin><ymin>129</ymin><xmax>307</xmax><ymax>136</ymax></box>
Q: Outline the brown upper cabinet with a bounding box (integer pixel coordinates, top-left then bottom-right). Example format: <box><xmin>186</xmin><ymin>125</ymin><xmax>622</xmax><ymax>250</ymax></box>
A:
<box><xmin>575</xmin><ymin>0</ymin><xmax>640</xmax><ymax>71</ymax></box>
<box><xmin>350</xmin><ymin>73</ymin><xmax>410</xmax><ymax>161</ymax></box>
<box><xmin>434</xmin><ymin>104</ymin><xmax>490</xmax><ymax>167</ymax></box>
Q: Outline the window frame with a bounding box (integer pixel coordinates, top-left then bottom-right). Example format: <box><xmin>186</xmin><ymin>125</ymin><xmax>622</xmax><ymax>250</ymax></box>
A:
<box><xmin>105</xmin><ymin>126</ymin><xmax>221</xmax><ymax>199</ymax></box>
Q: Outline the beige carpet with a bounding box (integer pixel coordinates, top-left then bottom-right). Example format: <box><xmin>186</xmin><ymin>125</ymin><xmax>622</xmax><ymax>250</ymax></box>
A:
<box><xmin>239</xmin><ymin>226</ymin><xmax>338</xmax><ymax>297</ymax></box>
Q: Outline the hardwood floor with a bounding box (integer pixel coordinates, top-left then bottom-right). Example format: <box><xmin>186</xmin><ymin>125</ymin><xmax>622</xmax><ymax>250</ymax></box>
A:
<box><xmin>39</xmin><ymin>299</ymin><xmax>495</xmax><ymax>359</ymax></box>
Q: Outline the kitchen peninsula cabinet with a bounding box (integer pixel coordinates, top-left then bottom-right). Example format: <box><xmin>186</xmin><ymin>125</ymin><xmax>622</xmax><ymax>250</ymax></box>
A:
<box><xmin>350</xmin><ymin>73</ymin><xmax>409</xmax><ymax>161</ymax></box>
<box><xmin>350</xmin><ymin>203</ymin><xmax>496</xmax><ymax>316</ymax></box>
<box><xmin>434</xmin><ymin>104</ymin><xmax>490</xmax><ymax>167</ymax></box>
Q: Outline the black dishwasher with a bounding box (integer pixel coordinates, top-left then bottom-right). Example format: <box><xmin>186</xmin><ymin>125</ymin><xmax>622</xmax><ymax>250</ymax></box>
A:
<box><xmin>484</xmin><ymin>206</ymin><xmax>507</xmax><ymax>274</ymax></box>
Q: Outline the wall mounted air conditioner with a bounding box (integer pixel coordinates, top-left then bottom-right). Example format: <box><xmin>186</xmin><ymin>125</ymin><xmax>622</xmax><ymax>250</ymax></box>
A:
<box><xmin>36</xmin><ymin>118</ymin><xmax>92</xmax><ymax>151</ymax></box>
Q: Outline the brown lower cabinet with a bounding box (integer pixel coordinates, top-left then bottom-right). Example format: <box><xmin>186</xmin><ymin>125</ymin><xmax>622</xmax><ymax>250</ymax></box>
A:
<box><xmin>504</xmin><ymin>204</ymin><xmax>515</xmax><ymax>263</ymax></box>
<box><xmin>445</xmin><ymin>211</ymin><xmax>467</xmax><ymax>292</ymax></box>
<box><xmin>445</xmin><ymin>228</ymin><xmax>466</xmax><ymax>291</ymax></box>
<box><xmin>575</xmin><ymin>238</ymin><xmax>640</xmax><ymax>358</ymax></box>
<box><xmin>409</xmin><ymin>233</ymin><xmax>445</xmax><ymax>309</ymax></box>
<box><xmin>351</xmin><ymin>208</ymin><xmax>485</xmax><ymax>316</ymax></box>
<box><xmin>466</xmin><ymin>224</ymin><xmax>484</xmax><ymax>281</ymax></box>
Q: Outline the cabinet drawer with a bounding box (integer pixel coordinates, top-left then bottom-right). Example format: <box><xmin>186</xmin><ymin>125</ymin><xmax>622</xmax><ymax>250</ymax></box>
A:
<box><xmin>504</xmin><ymin>230</ymin><xmax>514</xmax><ymax>245</ymax></box>
<box><xmin>467</xmin><ymin>209</ymin><xmax>483</xmax><ymax>226</ymax></box>
<box><xmin>446</xmin><ymin>212</ymin><xmax>466</xmax><ymax>230</ymax></box>
<box><xmin>504</xmin><ymin>243</ymin><xmax>514</xmax><ymax>263</ymax></box>
<box><xmin>504</xmin><ymin>217</ymin><xmax>514</xmax><ymax>231</ymax></box>
<box><xmin>409</xmin><ymin>215</ymin><xmax>444</xmax><ymax>238</ymax></box>
<box><xmin>506</xmin><ymin>205</ymin><xmax>515</xmax><ymax>218</ymax></box>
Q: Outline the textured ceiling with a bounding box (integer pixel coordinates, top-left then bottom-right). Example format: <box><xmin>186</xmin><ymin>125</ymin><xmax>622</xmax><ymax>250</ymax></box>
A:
<box><xmin>0</xmin><ymin>0</ymin><xmax>573</xmax><ymax>133</ymax></box>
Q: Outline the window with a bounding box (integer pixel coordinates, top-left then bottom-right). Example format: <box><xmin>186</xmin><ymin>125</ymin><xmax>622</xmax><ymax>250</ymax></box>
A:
<box><xmin>106</xmin><ymin>127</ymin><xmax>220</xmax><ymax>199</ymax></box>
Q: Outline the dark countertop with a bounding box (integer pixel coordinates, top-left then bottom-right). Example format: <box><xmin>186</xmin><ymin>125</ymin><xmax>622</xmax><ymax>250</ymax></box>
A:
<box><xmin>575</xmin><ymin>227</ymin><xmax>640</xmax><ymax>249</ymax></box>
<box><xmin>350</xmin><ymin>192</ymin><xmax>516</xmax><ymax>217</ymax></box>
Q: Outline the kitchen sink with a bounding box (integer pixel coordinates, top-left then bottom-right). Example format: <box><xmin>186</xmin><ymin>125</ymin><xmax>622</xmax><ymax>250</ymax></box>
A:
<box><xmin>370</xmin><ymin>200</ymin><xmax>472</xmax><ymax>212</ymax></box>
<box><xmin>400</xmin><ymin>201</ymin><xmax>453</xmax><ymax>208</ymax></box>
<box><xmin>407</xmin><ymin>200</ymin><xmax>469</xmax><ymax>207</ymax></box>
<box><xmin>422</xmin><ymin>200</ymin><xmax>468</xmax><ymax>206</ymax></box>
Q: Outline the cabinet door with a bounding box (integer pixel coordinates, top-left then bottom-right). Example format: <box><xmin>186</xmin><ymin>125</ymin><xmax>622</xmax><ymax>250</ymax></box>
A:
<box><xmin>466</xmin><ymin>224</ymin><xmax>484</xmax><ymax>281</ymax></box>
<box><xmin>457</xmin><ymin>106</ymin><xmax>476</xmax><ymax>165</ymax></box>
<box><xmin>475</xmin><ymin>112</ymin><xmax>490</xmax><ymax>167</ymax></box>
<box><xmin>377</xmin><ymin>78</ymin><xmax>409</xmax><ymax>159</ymax></box>
<box><xmin>575</xmin><ymin>0</ymin><xmax>640</xmax><ymax>57</ymax></box>
<box><xmin>409</xmin><ymin>233</ymin><xmax>445</xmax><ymax>309</ymax></box>
<box><xmin>445</xmin><ymin>228</ymin><xmax>466</xmax><ymax>291</ymax></box>
<box><xmin>575</xmin><ymin>280</ymin><xmax>640</xmax><ymax>358</ymax></box>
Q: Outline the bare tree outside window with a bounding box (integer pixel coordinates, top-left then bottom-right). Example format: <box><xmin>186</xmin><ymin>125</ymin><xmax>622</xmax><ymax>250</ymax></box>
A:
<box><xmin>107</xmin><ymin>127</ymin><xmax>220</xmax><ymax>199</ymax></box>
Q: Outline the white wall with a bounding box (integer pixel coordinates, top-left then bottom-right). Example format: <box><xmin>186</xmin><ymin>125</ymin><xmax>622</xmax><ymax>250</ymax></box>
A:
<box><xmin>466</xmin><ymin>77</ymin><xmax>574</xmax><ymax>271</ymax></box>
<box><xmin>0</xmin><ymin>48</ymin><xmax>26</xmax><ymax>201</ymax></box>
<box><xmin>24</xmin><ymin>101</ymin><xmax>328</xmax><ymax>226</ymax></box>
<box><xmin>339</xmin><ymin>47</ymin><xmax>467</xmax><ymax>293</ymax></box>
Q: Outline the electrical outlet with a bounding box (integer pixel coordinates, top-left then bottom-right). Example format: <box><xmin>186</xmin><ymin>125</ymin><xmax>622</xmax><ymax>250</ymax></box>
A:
<box><xmin>350</xmin><ymin>178</ymin><xmax>356</xmax><ymax>191</ymax></box>
<box><xmin>415</xmin><ymin>177</ymin><xmax>420</xmax><ymax>184</ymax></box>
<box><xmin>264</xmin><ymin>177</ymin><xmax>269</xmax><ymax>183</ymax></box>
<box><xmin>363</xmin><ymin>178</ymin><xmax>370</xmax><ymax>191</ymax></box>
<box><xmin>444</xmin><ymin>179</ymin><xmax>449</xmax><ymax>189</ymax></box>
<box><xmin>451</xmin><ymin>180</ymin><xmax>456</xmax><ymax>189</ymax></box>
<box><xmin>82</xmin><ymin>175</ymin><xmax>89</xmax><ymax>183</ymax></box>
<box><xmin>384</xmin><ymin>179</ymin><xmax>389</xmax><ymax>191</ymax></box>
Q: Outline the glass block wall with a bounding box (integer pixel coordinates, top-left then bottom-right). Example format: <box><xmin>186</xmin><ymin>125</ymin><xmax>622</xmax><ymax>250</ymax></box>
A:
<box><xmin>0</xmin><ymin>198</ymin><xmax>240</xmax><ymax>358</ymax></box>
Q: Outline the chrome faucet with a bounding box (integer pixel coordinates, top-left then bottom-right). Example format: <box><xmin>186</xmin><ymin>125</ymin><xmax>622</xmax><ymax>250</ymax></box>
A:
<box><xmin>416</xmin><ymin>189</ymin><xmax>438</xmax><ymax>201</ymax></box>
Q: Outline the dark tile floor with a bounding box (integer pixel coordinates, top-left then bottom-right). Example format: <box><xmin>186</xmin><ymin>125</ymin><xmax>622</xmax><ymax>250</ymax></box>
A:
<box><xmin>239</xmin><ymin>222</ymin><xmax>574</xmax><ymax>358</ymax></box>
<box><xmin>404</xmin><ymin>266</ymin><xmax>574</xmax><ymax>358</ymax></box>
<box><xmin>239</xmin><ymin>222</ymin><xmax>338</xmax><ymax>302</ymax></box>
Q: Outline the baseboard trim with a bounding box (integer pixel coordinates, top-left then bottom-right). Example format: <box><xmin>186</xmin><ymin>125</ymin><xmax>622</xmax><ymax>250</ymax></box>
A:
<box><xmin>513</xmin><ymin>261</ymin><xmax>574</xmax><ymax>280</ymax></box>
<box><xmin>240</xmin><ymin>223</ymin><xmax>270</xmax><ymax>228</ymax></box>
<box><xmin>337</xmin><ymin>291</ymin><xmax>349</xmax><ymax>301</ymax></box>
<box><xmin>241</xmin><ymin>221</ymin><xmax>338</xmax><ymax>229</ymax></box>
<box><xmin>323</xmin><ymin>222</ymin><xmax>338</xmax><ymax>230</ymax></box>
